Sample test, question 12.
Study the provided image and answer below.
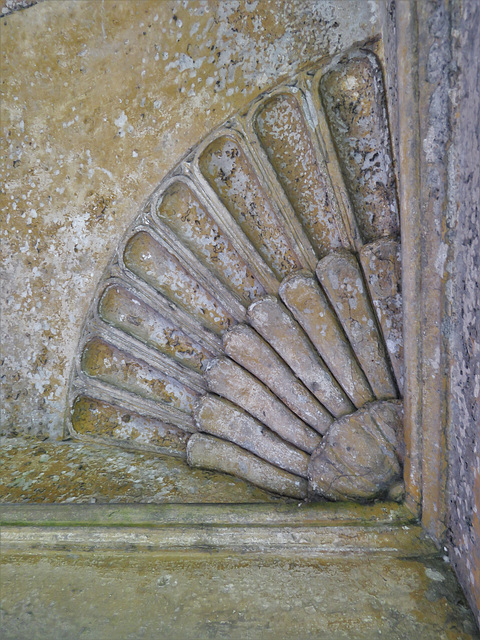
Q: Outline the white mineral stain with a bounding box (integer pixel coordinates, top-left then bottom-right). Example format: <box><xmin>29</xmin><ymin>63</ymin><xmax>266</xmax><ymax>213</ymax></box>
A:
<box><xmin>425</xmin><ymin>568</ymin><xmax>446</xmax><ymax>583</ymax></box>
<box><xmin>114</xmin><ymin>110</ymin><xmax>128</xmax><ymax>137</ymax></box>
<box><xmin>435</xmin><ymin>242</ymin><xmax>449</xmax><ymax>276</ymax></box>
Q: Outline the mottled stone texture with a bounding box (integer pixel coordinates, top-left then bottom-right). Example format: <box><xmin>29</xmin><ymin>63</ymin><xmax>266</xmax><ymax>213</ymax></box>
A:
<box><xmin>319</xmin><ymin>51</ymin><xmax>399</xmax><ymax>244</ymax></box>
<box><xmin>0</xmin><ymin>0</ymin><xmax>41</xmax><ymax>16</ymax></box>
<box><xmin>254</xmin><ymin>93</ymin><xmax>346</xmax><ymax>258</ymax></box>
<box><xmin>0</xmin><ymin>0</ymin><xmax>379</xmax><ymax>439</ymax></box>
<box><xmin>2</xmin><ymin>551</ymin><xmax>479</xmax><ymax>640</ymax></box>
<box><xmin>308</xmin><ymin>401</ymin><xmax>403</xmax><ymax>501</ymax></box>
<box><xmin>411</xmin><ymin>0</ymin><xmax>480</xmax><ymax>627</ymax></box>
<box><xmin>447</xmin><ymin>0</ymin><xmax>480</xmax><ymax>626</ymax></box>
<box><xmin>0</xmin><ymin>437</ymin><xmax>282</xmax><ymax>503</ymax></box>
<box><xmin>187</xmin><ymin>432</ymin><xmax>308</xmax><ymax>499</ymax></box>
<box><xmin>360</xmin><ymin>238</ymin><xmax>404</xmax><ymax>390</ymax></box>
<box><xmin>205</xmin><ymin>357</ymin><xmax>324</xmax><ymax>450</ymax></box>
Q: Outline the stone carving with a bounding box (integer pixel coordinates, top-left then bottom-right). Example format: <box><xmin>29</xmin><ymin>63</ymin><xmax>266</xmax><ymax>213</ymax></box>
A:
<box><xmin>308</xmin><ymin>401</ymin><xmax>404</xmax><ymax>501</ymax></box>
<box><xmin>66</xmin><ymin>46</ymin><xmax>404</xmax><ymax>501</ymax></box>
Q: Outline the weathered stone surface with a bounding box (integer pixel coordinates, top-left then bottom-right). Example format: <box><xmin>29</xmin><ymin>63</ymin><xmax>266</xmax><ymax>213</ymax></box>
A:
<box><xmin>198</xmin><ymin>135</ymin><xmax>302</xmax><ymax>279</ymax></box>
<box><xmin>156</xmin><ymin>181</ymin><xmax>265</xmax><ymax>305</ymax></box>
<box><xmin>2</xmin><ymin>0</ymin><xmax>379</xmax><ymax>438</ymax></box>
<box><xmin>446</xmin><ymin>0</ymin><xmax>480</xmax><ymax>624</ymax></box>
<box><xmin>123</xmin><ymin>230</ymin><xmax>234</xmax><ymax>335</ymax></box>
<box><xmin>1</xmin><ymin>0</ymin><xmax>42</xmax><ymax>16</ymax></box>
<box><xmin>81</xmin><ymin>337</ymin><xmax>198</xmax><ymax>413</ymax></box>
<box><xmin>254</xmin><ymin>92</ymin><xmax>347</xmax><ymax>258</ymax></box>
<box><xmin>205</xmin><ymin>357</ymin><xmax>324</xmax><ymax>449</ymax></box>
<box><xmin>316</xmin><ymin>250</ymin><xmax>398</xmax><ymax>400</ymax></box>
<box><xmin>1</xmin><ymin>0</ymin><xmax>479</xmax><ymax>629</ymax></box>
<box><xmin>308</xmin><ymin>400</ymin><xmax>403</xmax><ymax>501</ymax></box>
<box><xmin>2</xmin><ymin>548</ymin><xmax>479</xmax><ymax>640</ymax></box>
<box><xmin>194</xmin><ymin>394</ymin><xmax>310</xmax><ymax>478</ymax></box>
<box><xmin>360</xmin><ymin>237</ymin><xmax>404</xmax><ymax>391</ymax></box>
<box><xmin>187</xmin><ymin>433</ymin><xmax>308</xmax><ymax>500</ymax></box>
<box><xmin>319</xmin><ymin>51</ymin><xmax>399</xmax><ymax>244</ymax></box>
<box><xmin>18</xmin><ymin>34</ymin><xmax>406</xmax><ymax>511</ymax></box>
<box><xmin>2</xmin><ymin>5</ymin><xmax>407</xmax><ymax>510</ymax></box>
<box><xmin>222</xmin><ymin>324</ymin><xmax>333</xmax><ymax>432</ymax></box>
<box><xmin>98</xmin><ymin>284</ymin><xmax>212</xmax><ymax>373</ymax></box>
<box><xmin>0</xmin><ymin>437</ymin><xmax>281</xmax><ymax>504</ymax></box>
<box><xmin>60</xmin><ymin>44</ymin><xmax>408</xmax><ymax>505</ymax></box>
<box><xmin>71</xmin><ymin>396</ymin><xmax>191</xmax><ymax>456</ymax></box>
<box><xmin>1</xmin><ymin>1</ymin><xmax>408</xmax><ymax>514</ymax></box>
<box><xmin>279</xmin><ymin>271</ymin><xmax>373</xmax><ymax>410</ymax></box>
<box><xmin>247</xmin><ymin>296</ymin><xmax>353</xmax><ymax>416</ymax></box>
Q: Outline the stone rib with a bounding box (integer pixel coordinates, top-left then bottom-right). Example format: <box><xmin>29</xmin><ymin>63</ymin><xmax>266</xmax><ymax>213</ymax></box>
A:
<box><xmin>316</xmin><ymin>250</ymin><xmax>397</xmax><ymax>400</ymax></box>
<box><xmin>71</xmin><ymin>395</ymin><xmax>190</xmax><ymax>457</ymax></box>
<box><xmin>98</xmin><ymin>284</ymin><xmax>213</xmax><ymax>373</ymax></box>
<box><xmin>254</xmin><ymin>92</ymin><xmax>347</xmax><ymax>259</ymax></box>
<box><xmin>81</xmin><ymin>337</ymin><xmax>198</xmax><ymax>414</ymax></box>
<box><xmin>360</xmin><ymin>238</ymin><xmax>404</xmax><ymax>392</ymax></box>
<box><xmin>205</xmin><ymin>357</ymin><xmax>323</xmax><ymax>450</ymax></box>
<box><xmin>194</xmin><ymin>394</ymin><xmax>310</xmax><ymax>478</ymax></box>
<box><xmin>223</xmin><ymin>324</ymin><xmax>333</xmax><ymax>433</ymax></box>
<box><xmin>90</xmin><ymin>320</ymin><xmax>206</xmax><ymax>394</ymax></box>
<box><xmin>156</xmin><ymin>180</ymin><xmax>266</xmax><ymax>305</ymax></box>
<box><xmin>279</xmin><ymin>272</ymin><xmax>372</xmax><ymax>410</ymax></box>
<box><xmin>187</xmin><ymin>433</ymin><xmax>308</xmax><ymax>500</ymax></box>
<box><xmin>198</xmin><ymin>135</ymin><xmax>303</xmax><ymax>280</ymax></box>
<box><xmin>123</xmin><ymin>231</ymin><xmax>235</xmax><ymax>335</ymax></box>
<box><xmin>319</xmin><ymin>51</ymin><xmax>399</xmax><ymax>244</ymax></box>
<box><xmin>247</xmin><ymin>296</ymin><xmax>355</xmax><ymax>416</ymax></box>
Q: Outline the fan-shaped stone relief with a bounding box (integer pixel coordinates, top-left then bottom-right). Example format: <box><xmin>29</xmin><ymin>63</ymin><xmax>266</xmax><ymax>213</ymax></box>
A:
<box><xmin>66</xmin><ymin>45</ymin><xmax>404</xmax><ymax>502</ymax></box>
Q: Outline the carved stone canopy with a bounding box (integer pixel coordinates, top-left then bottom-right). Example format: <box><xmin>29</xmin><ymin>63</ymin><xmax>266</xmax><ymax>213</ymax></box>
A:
<box><xmin>67</xmin><ymin>44</ymin><xmax>404</xmax><ymax>502</ymax></box>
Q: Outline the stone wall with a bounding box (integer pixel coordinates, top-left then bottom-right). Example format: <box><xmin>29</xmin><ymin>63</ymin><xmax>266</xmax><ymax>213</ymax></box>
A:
<box><xmin>447</xmin><ymin>0</ymin><xmax>480</xmax><ymax>626</ymax></box>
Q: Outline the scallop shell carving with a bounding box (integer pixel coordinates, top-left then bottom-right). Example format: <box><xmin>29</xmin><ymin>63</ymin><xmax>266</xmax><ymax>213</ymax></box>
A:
<box><xmin>67</xmin><ymin>46</ymin><xmax>405</xmax><ymax>502</ymax></box>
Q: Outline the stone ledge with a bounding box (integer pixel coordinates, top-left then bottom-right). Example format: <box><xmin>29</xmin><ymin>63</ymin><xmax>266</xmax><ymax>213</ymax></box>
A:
<box><xmin>0</xmin><ymin>522</ymin><xmax>435</xmax><ymax>557</ymax></box>
<box><xmin>0</xmin><ymin>501</ymin><xmax>432</xmax><ymax>558</ymax></box>
<box><xmin>0</xmin><ymin>500</ymin><xmax>414</xmax><ymax>527</ymax></box>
